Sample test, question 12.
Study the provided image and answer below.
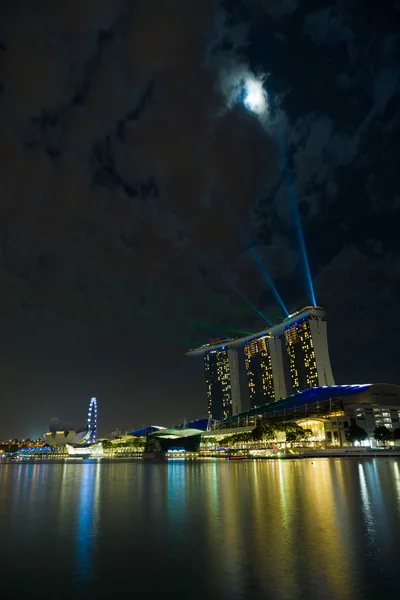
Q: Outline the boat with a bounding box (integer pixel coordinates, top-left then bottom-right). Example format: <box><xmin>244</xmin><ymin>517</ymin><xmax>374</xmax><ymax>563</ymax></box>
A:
<box><xmin>227</xmin><ymin>454</ymin><xmax>247</xmax><ymax>461</ymax></box>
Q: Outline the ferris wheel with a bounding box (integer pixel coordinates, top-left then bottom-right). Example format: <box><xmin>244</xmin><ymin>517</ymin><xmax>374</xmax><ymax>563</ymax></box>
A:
<box><xmin>87</xmin><ymin>397</ymin><xmax>98</xmax><ymax>443</ymax></box>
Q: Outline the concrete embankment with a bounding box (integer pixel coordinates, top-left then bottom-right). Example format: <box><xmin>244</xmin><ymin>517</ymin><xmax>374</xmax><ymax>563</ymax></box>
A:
<box><xmin>290</xmin><ymin>448</ymin><xmax>400</xmax><ymax>459</ymax></box>
<box><xmin>199</xmin><ymin>448</ymin><xmax>400</xmax><ymax>460</ymax></box>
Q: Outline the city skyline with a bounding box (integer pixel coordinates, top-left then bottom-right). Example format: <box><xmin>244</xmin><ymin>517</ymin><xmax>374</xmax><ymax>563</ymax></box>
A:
<box><xmin>1</xmin><ymin>3</ymin><xmax>400</xmax><ymax>598</ymax></box>
<box><xmin>1</xmin><ymin>1</ymin><xmax>399</xmax><ymax>438</ymax></box>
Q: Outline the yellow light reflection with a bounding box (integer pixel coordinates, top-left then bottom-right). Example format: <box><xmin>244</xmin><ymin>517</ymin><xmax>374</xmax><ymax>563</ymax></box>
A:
<box><xmin>393</xmin><ymin>461</ymin><xmax>400</xmax><ymax>514</ymax></box>
<box><xmin>299</xmin><ymin>459</ymin><xmax>355</xmax><ymax>598</ymax></box>
<box><xmin>358</xmin><ymin>463</ymin><xmax>375</xmax><ymax>539</ymax></box>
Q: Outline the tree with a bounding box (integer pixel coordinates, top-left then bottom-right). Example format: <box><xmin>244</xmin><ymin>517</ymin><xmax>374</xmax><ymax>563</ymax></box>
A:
<box><xmin>285</xmin><ymin>425</ymin><xmax>305</xmax><ymax>445</ymax></box>
<box><xmin>251</xmin><ymin>419</ymin><xmax>276</xmax><ymax>442</ymax></box>
<box><xmin>261</xmin><ymin>420</ymin><xmax>277</xmax><ymax>440</ymax></box>
<box><xmin>252</xmin><ymin>424</ymin><xmax>264</xmax><ymax>441</ymax></box>
<box><xmin>220</xmin><ymin>431</ymin><xmax>252</xmax><ymax>447</ymax></box>
<box><xmin>346</xmin><ymin>424</ymin><xmax>368</xmax><ymax>445</ymax></box>
<box><xmin>374</xmin><ymin>426</ymin><xmax>392</xmax><ymax>444</ymax></box>
<box><xmin>101</xmin><ymin>437</ymin><xmax>146</xmax><ymax>451</ymax></box>
<box><xmin>285</xmin><ymin>431</ymin><xmax>299</xmax><ymax>444</ymax></box>
<box><xmin>394</xmin><ymin>428</ymin><xmax>400</xmax><ymax>443</ymax></box>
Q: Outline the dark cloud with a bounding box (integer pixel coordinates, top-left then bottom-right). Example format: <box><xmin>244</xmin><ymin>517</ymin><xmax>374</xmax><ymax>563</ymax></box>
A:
<box><xmin>0</xmin><ymin>0</ymin><xmax>399</xmax><ymax>437</ymax></box>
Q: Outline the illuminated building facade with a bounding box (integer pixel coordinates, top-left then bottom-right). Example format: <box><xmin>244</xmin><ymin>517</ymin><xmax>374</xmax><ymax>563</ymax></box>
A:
<box><xmin>284</xmin><ymin>312</ymin><xmax>334</xmax><ymax>393</ymax></box>
<box><xmin>244</xmin><ymin>334</ymin><xmax>287</xmax><ymax>407</ymax></box>
<box><xmin>204</xmin><ymin>347</ymin><xmax>241</xmax><ymax>420</ymax></box>
<box><xmin>206</xmin><ymin>383</ymin><xmax>400</xmax><ymax>447</ymax></box>
<box><xmin>186</xmin><ymin>306</ymin><xmax>334</xmax><ymax>415</ymax></box>
<box><xmin>145</xmin><ymin>428</ymin><xmax>203</xmax><ymax>453</ymax></box>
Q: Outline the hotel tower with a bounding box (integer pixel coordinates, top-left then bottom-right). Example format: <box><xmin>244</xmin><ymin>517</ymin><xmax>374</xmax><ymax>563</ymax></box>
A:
<box><xmin>244</xmin><ymin>334</ymin><xmax>287</xmax><ymax>408</ymax></box>
<box><xmin>203</xmin><ymin>346</ymin><xmax>241</xmax><ymax>420</ymax></box>
<box><xmin>186</xmin><ymin>306</ymin><xmax>334</xmax><ymax>419</ymax></box>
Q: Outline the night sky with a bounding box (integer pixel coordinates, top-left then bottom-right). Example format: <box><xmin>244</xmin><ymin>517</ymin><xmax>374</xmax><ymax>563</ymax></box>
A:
<box><xmin>1</xmin><ymin>1</ymin><xmax>399</xmax><ymax>439</ymax></box>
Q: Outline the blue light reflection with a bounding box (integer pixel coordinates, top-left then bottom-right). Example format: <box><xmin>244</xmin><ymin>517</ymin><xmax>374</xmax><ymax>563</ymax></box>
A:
<box><xmin>74</xmin><ymin>463</ymin><xmax>100</xmax><ymax>589</ymax></box>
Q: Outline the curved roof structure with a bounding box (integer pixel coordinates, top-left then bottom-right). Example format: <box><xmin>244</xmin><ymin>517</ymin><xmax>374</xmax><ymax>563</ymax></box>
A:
<box><xmin>43</xmin><ymin>429</ymin><xmax>90</xmax><ymax>447</ymax></box>
<box><xmin>174</xmin><ymin>418</ymin><xmax>213</xmax><ymax>431</ymax></box>
<box><xmin>17</xmin><ymin>445</ymin><xmax>53</xmax><ymax>454</ymax></box>
<box><xmin>186</xmin><ymin>306</ymin><xmax>326</xmax><ymax>356</ymax></box>
<box><xmin>148</xmin><ymin>428</ymin><xmax>204</xmax><ymax>439</ymax></box>
<box><xmin>215</xmin><ymin>383</ymin><xmax>400</xmax><ymax>424</ymax></box>
<box><xmin>128</xmin><ymin>425</ymin><xmax>167</xmax><ymax>437</ymax></box>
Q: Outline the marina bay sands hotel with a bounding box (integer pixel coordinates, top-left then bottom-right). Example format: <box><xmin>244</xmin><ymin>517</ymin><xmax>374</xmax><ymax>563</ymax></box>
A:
<box><xmin>186</xmin><ymin>306</ymin><xmax>335</xmax><ymax>420</ymax></box>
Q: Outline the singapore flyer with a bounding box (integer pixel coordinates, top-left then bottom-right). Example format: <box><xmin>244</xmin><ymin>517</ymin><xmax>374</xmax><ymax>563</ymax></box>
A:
<box><xmin>87</xmin><ymin>397</ymin><xmax>98</xmax><ymax>443</ymax></box>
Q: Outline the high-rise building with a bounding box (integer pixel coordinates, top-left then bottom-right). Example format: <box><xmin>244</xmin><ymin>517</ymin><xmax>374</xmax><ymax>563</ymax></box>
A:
<box><xmin>186</xmin><ymin>306</ymin><xmax>334</xmax><ymax>419</ymax></box>
<box><xmin>283</xmin><ymin>309</ymin><xmax>334</xmax><ymax>392</ymax></box>
<box><xmin>203</xmin><ymin>347</ymin><xmax>241</xmax><ymax>420</ymax></box>
<box><xmin>244</xmin><ymin>334</ymin><xmax>287</xmax><ymax>407</ymax></box>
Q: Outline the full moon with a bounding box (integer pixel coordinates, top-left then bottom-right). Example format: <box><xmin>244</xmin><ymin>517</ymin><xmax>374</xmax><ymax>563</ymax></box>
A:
<box><xmin>243</xmin><ymin>76</ymin><xmax>267</xmax><ymax>115</ymax></box>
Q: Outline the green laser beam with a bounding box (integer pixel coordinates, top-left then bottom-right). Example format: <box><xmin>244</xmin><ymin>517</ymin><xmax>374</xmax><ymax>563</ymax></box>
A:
<box><xmin>201</xmin><ymin>325</ymin><xmax>255</xmax><ymax>336</ymax></box>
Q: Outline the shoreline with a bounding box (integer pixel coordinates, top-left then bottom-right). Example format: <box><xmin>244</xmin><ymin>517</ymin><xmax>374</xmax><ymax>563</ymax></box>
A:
<box><xmin>2</xmin><ymin>449</ymin><xmax>400</xmax><ymax>463</ymax></box>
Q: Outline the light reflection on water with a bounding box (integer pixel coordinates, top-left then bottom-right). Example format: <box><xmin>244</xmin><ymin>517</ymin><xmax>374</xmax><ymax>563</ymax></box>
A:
<box><xmin>359</xmin><ymin>463</ymin><xmax>375</xmax><ymax>538</ymax></box>
<box><xmin>74</xmin><ymin>462</ymin><xmax>100</xmax><ymax>586</ymax></box>
<box><xmin>0</xmin><ymin>458</ymin><xmax>400</xmax><ymax>599</ymax></box>
<box><xmin>393</xmin><ymin>461</ymin><xmax>400</xmax><ymax>513</ymax></box>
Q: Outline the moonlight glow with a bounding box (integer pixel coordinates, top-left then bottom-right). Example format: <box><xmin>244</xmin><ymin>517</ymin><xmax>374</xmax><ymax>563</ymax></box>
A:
<box><xmin>243</xmin><ymin>76</ymin><xmax>267</xmax><ymax>115</ymax></box>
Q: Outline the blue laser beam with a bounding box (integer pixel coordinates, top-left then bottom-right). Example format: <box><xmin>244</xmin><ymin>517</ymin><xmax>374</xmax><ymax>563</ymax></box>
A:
<box><xmin>237</xmin><ymin>79</ymin><xmax>317</xmax><ymax>308</ymax></box>
<box><xmin>250</xmin><ymin>244</ymin><xmax>290</xmax><ymax>316</ymax></box>
<box><xmin>236</xmin><ymin>222</ymin><xmax>289</xmax><ymax>317</ymax></box>
<box><xmin>266</xmin><ymin>91</ymin><xmax>317</xmax><ymax>307</ymax></box>
<box><xmin>222</xmin><ymin>201</ymin><xmax>289</xmax><ymax>318</ymax></box>
<box><xmin>224</xmin><ymin>278</ymin><xmax>272</xmax><ymax>326</ymax></box>
<box><xmin>281</xmin><ymin>147</ymin><xmax>317</xmax><ymax>307</ymax></box>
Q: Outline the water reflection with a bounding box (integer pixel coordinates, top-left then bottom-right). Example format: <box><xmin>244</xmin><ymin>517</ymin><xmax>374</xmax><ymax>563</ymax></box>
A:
<box><xmin>393</xmin><ymin>462</ymin><xmax>400</xmax><ymax>514</ymax></box>
<box><xmin>74</xmin><ymin>462</ymin><xmax>101</xmax><ymax>587</ymax></box>
<box><xmin>167</xmin><ymin>461</ymin><xmax>187</xmax><ymax>526</ymax></box>
<box><xmin>201</xmin><ymin>459</ymin><xmax>398</xmax><ymax>599</ymax></box>
<box><xmin>304</xmin><ymin>460</ymin><xmax>354</xmax><ymax>598</ymax></box>
<box><xmin>359</xmin><ymin>463</ymin><xmax>376</xmax><ymax>541</ymax></box>
<box><xmin>1</xmin><ymin>459</ymin><xmax>400</xmax><ymax>599</ymax></box>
